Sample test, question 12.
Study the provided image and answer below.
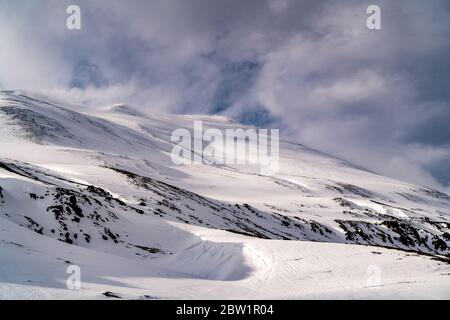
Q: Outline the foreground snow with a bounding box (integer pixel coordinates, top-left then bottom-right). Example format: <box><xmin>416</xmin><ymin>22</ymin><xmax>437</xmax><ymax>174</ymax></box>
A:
<box><xmin>0</xmin><ymin>90</ymin><xmax>449</xmax><ymax>299</ymax></box>
<box><xmin>1</xmin><ymin>219</ymin><xmax>449</xmax><ymax>299</ymax></box>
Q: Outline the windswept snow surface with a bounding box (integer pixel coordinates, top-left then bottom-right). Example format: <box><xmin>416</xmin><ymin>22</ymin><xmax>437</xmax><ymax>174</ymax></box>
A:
<box><xmin>0</xmin><ymin>90</ymin><xmax>449</xmax><ymax>299</ymax></box>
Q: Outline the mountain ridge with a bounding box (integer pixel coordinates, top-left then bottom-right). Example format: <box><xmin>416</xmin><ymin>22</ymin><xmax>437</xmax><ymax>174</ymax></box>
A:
<box><xmin>0</xmin><ymin>90</ymin><xmax>449</xmax><ymax>299</ymax></box>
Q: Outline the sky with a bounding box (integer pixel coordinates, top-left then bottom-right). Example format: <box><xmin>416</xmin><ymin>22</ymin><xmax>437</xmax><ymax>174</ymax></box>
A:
<box><xmin>0</xmin><ymin>0</ymin><xmax>450</xmax><ymax>192</ymax></box>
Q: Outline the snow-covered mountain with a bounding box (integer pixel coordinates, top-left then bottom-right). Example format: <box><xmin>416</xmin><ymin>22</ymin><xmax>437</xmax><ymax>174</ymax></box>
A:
<box><xmin>0</xmin><ymin>90</ymin><xmax>449</xmax><ymax>299</ymax></box>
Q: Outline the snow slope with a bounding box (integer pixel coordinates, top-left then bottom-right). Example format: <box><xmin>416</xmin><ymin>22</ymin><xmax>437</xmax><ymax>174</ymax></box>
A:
<box><xmin>0</xmin><ymin>90</ymin><xmax>449</xmax><ymax>299</ymax></box>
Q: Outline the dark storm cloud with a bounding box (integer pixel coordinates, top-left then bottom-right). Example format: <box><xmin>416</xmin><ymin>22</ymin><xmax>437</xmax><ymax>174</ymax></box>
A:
<box><xmin>0</xmin><ymin>0</ymin><xmax>449</xmax><ymax>191</ymax></box>
<box><xmin>211</xmin><ymin>61</ymin><xmax>261</xmax><ymax>114</ymax></box>
<box><xmin>404</xmin><ymin>107</ymin><xmax>450</xmax><ymax>147</ymax></box>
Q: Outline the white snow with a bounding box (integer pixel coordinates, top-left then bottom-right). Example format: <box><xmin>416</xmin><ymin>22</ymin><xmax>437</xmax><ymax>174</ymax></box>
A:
<box><xmin>0</xmin><ymin>90</ymin><xmax>449</xmax><ymax>299</ymax></box>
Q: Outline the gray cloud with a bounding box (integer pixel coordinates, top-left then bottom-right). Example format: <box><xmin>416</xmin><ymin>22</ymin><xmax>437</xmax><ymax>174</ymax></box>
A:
<box><xmin>0</xmin><ymin>0</ymin><xmax>449</xmax><ymax>191</ymax></box>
